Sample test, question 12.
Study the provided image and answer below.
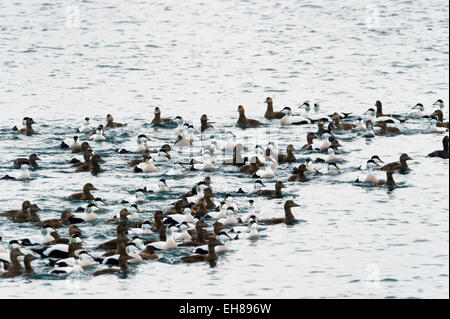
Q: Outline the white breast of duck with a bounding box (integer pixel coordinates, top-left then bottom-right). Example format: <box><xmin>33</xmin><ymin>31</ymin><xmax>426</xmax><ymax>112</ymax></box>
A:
<box><xmin>18</xmin><ymin>164</ymin><xmax>31</xmax><ymax>180</ymax></box>
<box><xmin>255</xmin><ymin>161</ymin><xmax>276</xmax><ymax>179</ymax></box>
<box><xmin>218</xmin><ymin>207</ymin><xmax>239</xmax><ymax>226</ymax></box>
<box><xmin>147</xmin><ymin>226</ymin><xmax>178</xmax><ymax>250</ymax></box>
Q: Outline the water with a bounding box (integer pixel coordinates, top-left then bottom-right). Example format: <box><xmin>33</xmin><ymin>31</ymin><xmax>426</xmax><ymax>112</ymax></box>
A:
<box><xmin>0</xmin><ymin>0</ymin><xmax>448</xmax><ymax>298</ymax></box>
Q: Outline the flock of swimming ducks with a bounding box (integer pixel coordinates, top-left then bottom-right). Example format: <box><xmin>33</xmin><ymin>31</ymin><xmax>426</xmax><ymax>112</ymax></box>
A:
<box><xmin>0</xmin><ymin>98</ymin><xmax>448</xmax><ymax>278</ymax></box>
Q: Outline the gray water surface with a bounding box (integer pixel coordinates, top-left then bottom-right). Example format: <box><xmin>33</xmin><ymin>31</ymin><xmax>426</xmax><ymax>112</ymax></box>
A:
<box><xmin>0</xmin><ymin>0</ymin><xmax>448</xmax><ymax>298</ymax></box>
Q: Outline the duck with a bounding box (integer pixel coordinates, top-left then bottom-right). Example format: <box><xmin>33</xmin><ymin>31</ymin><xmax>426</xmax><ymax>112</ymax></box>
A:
<box><xmin>75</xmin><ymin>154</ymin><xmax>102</xmax><ymax>173</ymax></box>
<box><xmin>355</xmin><ymin>118</ymin><xmax>367</xmax><ymax>131</ymax></box>
<box><xmin>222</xmin><ymin>131</ymin><xmax>236</xmax><ymax>152</ymax></box>
<box><xmin>166</xmin><ymin>162</ymin><xmax>186</xmax><ymax>176</ymax></box>
<box><xmin>279</xmin><ymin>107</ymin><xmax>311</xmax><ymax>125</ymax></box>
<box><xmin>35</xmin><ymin>210</ymin><xmax>73</xmax><ymax>228</ymax></box>
<box><xmin>302</xmin><ymin>133</ymin><xmax>317</xmax><ymax>150</ymax></box>
<box><xmin>181</xmin><ymin>238</ymin><xmax>219</xmax><ymax>263</ymax></box>
<box><xmin>332</xmin><ymin>113</ymin><xmax>356</xmax><ymax>130</ymax></box>
<box><xmin>375</xmin><ymin>170</ymin><xmax>397</xmax><ymax>188</ymax></box>
<box><xmin>32</xmin><ymin>234</ymin><xmax>82</xmax><ymax>259</ymax></box>
<box><xmin>147</xmin><ymin>225</ymin><xmax>178</xmax><ymax>250</ymax></box>
<box><xmin>408</xmin><ymin>103</ymin><xmax>427</xmax><ymax>119</ymax></box>
<box><xmin>145</xmin><ymin>178</ymin><xmax>169</xmax><ymax>193</ymax></box>
<box><xmin>152</xmin><ymin>149</ymin><xmax>171</xmax><ymax>162</ymax></box>
<box><xmin>71</xmin><ymin>146</ymin><xmax>91</xmax><ymax>169</ymax></box>
<box><xmin>262</xmin><ymin>200</ymin><xmax>300</xmax><ymax>225</ymax></box>
<box><xmin>134</xmin><ymin>157</ymin><xmax>157</xmax><ymax>173</ymax></box>
<box><xmin>428</xmin><ymin>118</ymin><xmax>448</xmax><ymax>133</ymax></box>
<box><xmin>240</xmin><ymin>200</ymin><xmax>261</xmax><ymax>223</ymax></box>
<box><xmin>128</xmin><ymin>221</ymin><xmax>154</xmax><ymax>236</ymax></box>
<box><xmin>218</xmin><ymin>207</ymin><xmax>239</xmax><ymax>226</ymax></box>
<box><xmin>206</xmin><ymin>202</ymin><xmax>227</xmax><ymax>219</ymax></box>
<box><xmin>12</xmin><ymin>117</ymin><xmax>29</xmax><ymax>132</ymax></box>
<box><xmin>223</xmin><ymin>194</ymin><xmax>239</xmax><ymax>212</ymax></box>
<box><xmin>68</xmin><ymin>183</ymin><xmax>97</xmax><ymax>201</ymax></box>
<box><xmin>18</xmin><ymin>118</ymin><xmax>36</xmax><ymax>135</ymax></box>
<box><xmin>237</xmin><ymin>105</ymin><xmax>262</xmax><ymax>128</ymax></box>
<box><xmin>17</xmin><ymin>163</ymin><xmax>31</xmax><ymax>180</ymax></box>
<box><xmin>118</xmin><ymin>134</ymin><xmax>150</xmax><ymax>154</ymax></box>
<box><xmin>278</xmin><ymin>145</ymin><xmax>296</xmax><ymax>163</ymax></box>
<box><xmin>288</xmin><ymin>164</ymin><xmax>309</xmax><ymax>182</ymax></box>
<box><xmin>151</xmin><ymin>107</ymin><xmax>172</xmax><ymax>125</ymax></box>
<box><xmin>427</xmin><ymin>136</ymin><xmax>449</xmax><ymax>159</ymax></box>
<box><xmin>200</xmin><ymin>114</ymin><xmax>215</xmax><ymax>132</ymax></box>
<box><xmin>304</xmin><ymin>158</ymin><xmax>317</xmax><ymax>174</ymax></box>
<box><xmin>78</xmin><ymin>117</ymin><xmax>92</xmax><ymax>133</ymax></box>
<box><xmin>358</xmin><ymin>156</ymin><xmax>384</xmax><ymax>170</ymax></box>
<box><xmin>71</xmin><ymin>140</ymin><xmax>91</xmax><ymax>154</ymax></box>
<box><xmin>69</xmin><ymin>136</ymin><xmax>82</xmax><ymax>151</ymax></box>
<box><xmin>326</xmin><ymin>147</ymin><xmax>339</xmax><ymax>163</ymax></box>
<box><xmin>432</xmin><ymin>99</ymin><xmax>445</xmax><ymax>111</ymax></box>
<box><xmin>430</xmin><ymin>110</ymin><xmax>449</xmax><ymax>129</ymax></box>
<box><xmin>306</xmin><ymin>102</ymin><xmax>331</xmax><ymax>123</ymax></box>
<box><xmin>255</xmin><ymin>181</ymin><xmax>284</xmax><ymax>197</ymax></box>
<box><xmin>174</xmin><ymin>222</ymin><xmax>192</xmax><ymax>241</ymax></box>
<box><xmin>106</xmin><ymin>114</ymin><xmax>127</xmax><ymax>128</ymax></box>
<box><xmin>382</xmin><ymin>154</ymin><xmax>412</xmax><ymax>172</ymax></box>
<box><xmin>89</xmin><ymin>125</ymin><xmax>106</xmax><ymax>141</ymax></box>
<box><xmin>363</xmin><ymin>120</ymin><xmax>376</xmax><ymax>138</ymax></box>
<box><xmin>253</xmin><ymin>161</ymin><xmax>276</xmax><ymax>179</ymax></box>
<box><xmin>126</xmin><ymin>204</ymin><xmax>142</xmax><ymax>221</ymax></box>
<box><xmin>327</xmin><ymin>162</ymin><xmax>341</xmax><ymax>175</ymax></box>
<box><xmin>49</xmin><ymin>258</ymin><xmax>84</xmax><ymax>275</ymax></box>
<box><xmin>362</xmin><ymin>160</ymin><xmax>381</xmax><ymax>184</ymax></box>
<box><xmin>164</xmin><ymin>206</ymin><xmax>195</xmax><ymax>225</ymax></box>
<box><xmin>375</xmin><ymin>121</ymin><xmax>400</xmax><ymax>134</ymax></box>
<box><xmin>93</xmin><ymin>252</ymin><xmax>132</xmax><ymax>277</ymax></box>
<box><xmin>2</xmin><ymin>252</ymin><xmax>37</xmax><ymax>278</ymax></box>
<box><xmin>104</xmin><ymin>209</ymin><xmax>131</xmax><ymax>224</ymax></box>
<box><xmin>20</xmin><ymin>225</ymin><xmax>55</xmax><ymax>245</ymax></box>
<box><xmin>1</xmin><ymin>201</ymin><xmax>31</xmax><ymax>218</ymax></box>
<box><xmin>12</xmin><ymin>204</ymin><xmax>41</xmax><ymax>223</ymax></box>
<box><xmin>174</xmin><ymin>125</ymin><xmax>196</xmax><ymax>147</ymax></box>
<box><xmin>13</xmin><ymin>154</ymin><xmax>40</xmax><ymax>169</ymax></box>
<box><xmin>264</xmin><ymin>97</ymin><xmax>285</xmax><ymax>119</ymax></box>
<box><xmin>121</xmin><ymin>189</ymin><xmax>147</xmax><ymax>204</ymax></box>
<box><xmin>319</xmin><ymin>133</ymin><xmax>333</xmax><ymax>152</ymax></box>
<box><xmin>373</xmin><ymin>100</ymin><xmax>405</xmax><ymax>122</ymax></box>
<box><xmin>127</xmin><ymin>151</ymin><xmax>150</xmax><ymax>167</ymax></box>
<box><xmin>76</xmin><ymin>203</ymin><xmax>100</xmax><ymax>222</ymax></box>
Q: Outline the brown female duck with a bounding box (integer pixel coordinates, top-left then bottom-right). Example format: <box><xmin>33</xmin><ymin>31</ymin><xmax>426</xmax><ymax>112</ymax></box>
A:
<box><xmin>302</xmin><ymin>133</ymin><xmax>317</xmax><ymax>150</ymax></box>
<box><xmin>288</xmin><ymin>164</ymin><xmax>309</xmax><ymax>182</ymax></box>
<box><xmin>200</xmin><ymin>114</ymin><xmax>214</xmax><ymax>132</ymax></box>
<box><xmin>13</xmin><ymin>154</ymin><xmax>40</xmax><ymax>169</ymax></box>
<box><xmin>431</xmin><ymin>110</ymin><xmax>449</xmax><ymax>128</ymax></box>
<box><xmin>382</xmin><ymin>154</ymin><xmax>412</xmax><ymax>172</ymax></box>
<box><xmin>278</xmin><ymin>144</ymin><xmax>296</xmax><ymax>163</ymax></box>
<box><xmin>237</xmin><ymin>105</ymin><xmax>262</xmax><ymax>128</ymax></box>
<box><xmin>264</xmin><ymin>97</ymin><xmax>284</xmax><ymax>119</ymax></box>
<box><xmin>68</xmin><ymin>183</ymin><xmax>97</xmax><ymax>201</ymax></box>
<box><xmin>255</xmin><ymin>181</ymin><xmax>284</xmax><ymax>197</ymax></box>
<box><xmin>1</xmin><ymin>200</ymin><xmax>31</xmax><ymax>217</ymax></box>
<box><xmin>332</xmin><ymin>113</ymin><xmax>356</xmax><ymax>130</ymax></box>
<box><xmin>151</xmin><ymin>107</ymin><xmax>172</xmax><ymax>125</ymax></box>
<box><xmin>36</xmin><ymin>210</ymin><xmax>73</xmax><ymax>228</ymax></box>
<box><xmin>262</xmin><ymin>200</ymin><xmax>300</xmax><ymax>225</ymax></box>
<box><xmin>427</xmin><ymin>136</ymin><xmax>449</xmax><ymax>159</ymax></box>
<box><xmin>18</xmin><ymin>118</ymin><xmax>35</xmax><ymax>135</ymax></box>
<box><xmin>106</xmin><ymin>114</ymin><xmax>127</xmax><ymax>128</ymax></box>
<box><xmin>375</xmin><ymin>121</ymin><xmax>400</xmax><ymax>134</ymax></box>
<box><xmin>180</xmin><ymin>238</ymin><xmax>219</xmax><ymax>263</ymax></box>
